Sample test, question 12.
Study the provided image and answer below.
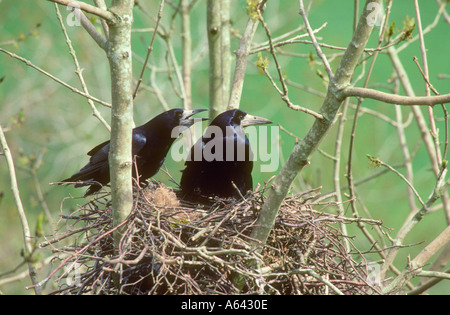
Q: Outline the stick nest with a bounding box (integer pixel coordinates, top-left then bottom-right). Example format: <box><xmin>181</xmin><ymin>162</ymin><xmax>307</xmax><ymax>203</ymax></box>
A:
<box><xmin>43</xmin><ymin>181</ymin><xmax>383</xmax><ymax>295</ymax></box>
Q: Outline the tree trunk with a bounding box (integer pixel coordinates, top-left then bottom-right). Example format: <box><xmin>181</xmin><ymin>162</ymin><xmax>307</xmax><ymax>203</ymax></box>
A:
<box><xmin>207</xmin><ymin>0</ymin><xmax>231</xmax><ymax>119</ymax></box>
<box><xmin>106</xmin><ymin>0</ymin><xmax>135</xmax><ymax>233</ymax></box>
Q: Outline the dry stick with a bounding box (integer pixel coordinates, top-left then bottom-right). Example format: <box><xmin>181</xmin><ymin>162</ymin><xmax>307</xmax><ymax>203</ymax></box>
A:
<box><xmin>412</xmin><ymin>53</ymin><xmax>450</xmax><ymax>214</ymax></box>
<box><xmin>0</xmin><ymin>126</ymin><xmax>42</xmax><ymax>295</ymax></box>
<box><xmin>397</xmin><ymin>1</ymin><xmax>447</xmax><ymax>54</ymax></box>
<box><xmin>132</xmin><ymin>0</ymin><xmax>165</xmax><ymax>100</ymax></box>
<box><xmin>54</xmin><ymin>3</ymin><xmax>111</xmax><ymax>132</ymax></box>
<box><xmin>27</xmin><ymin>217</ymin><xmax>129</xmax><ymax>290</ymax></box>
<box><xmin>261</xmin><ymin>68</ymin><xmax>323</xmax><ymax>120</ymax></box>
<box><xmin>369</xmin><ymin>156</ymin><xmax>425</xmax><ymax>208</ymax></box>
<box><xmin>0</xmin><ymin>48</ymin><xmax>112</xmax><ymax>108</ymax></box>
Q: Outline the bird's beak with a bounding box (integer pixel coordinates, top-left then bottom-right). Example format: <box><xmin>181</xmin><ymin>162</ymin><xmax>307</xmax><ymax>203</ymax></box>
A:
<box><xmin>180</xmin><ymin>109</ymin><xmax>208</xmax><ymax>126</ymax></box>
<box><xmin>241</xmin><ymin>114</ymin><xmax>272</xmax><ymax>127</ymax></box>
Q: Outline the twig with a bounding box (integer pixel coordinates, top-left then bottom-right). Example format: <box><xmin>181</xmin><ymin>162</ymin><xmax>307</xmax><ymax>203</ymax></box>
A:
<box><xmin>298</xmin><ymin>0</ymin><xmax>333</xmax><ymax>79</ymax></box>
<box><xmin>133</xmin><ymin>0</ymin><xmax>165</xmax><ymax>100</ymax></box>
<box><xmin>54</xmin><ymin>3</ymin><xmax>111</xmax><ymax>132</ymax></box>
<box><xmin>72</xmin><ymin>7</ymin><xmax>108</xmax><ymax>50</ymax></box>
<box><xmin>342</xmin><ymin>87</ymin><xmax>450</xmax><ymax>106</ymax></box>
<box><xmin>367</xmin><ymin>155</ymin><xmax>425</xmax><ymax>208</ymax></box>
<box><xmin>256</xmin><ymin>7</ymin><xmax>324</xmax><ymax>121</ymax></box>
<box><xmin>383</xmin><ymin>225</ymin><xmax>450</xmax><ymax>294</ymax></box>
<box><xmin>46</xmin><ymin>0</ymin><xmax>116</xmax><ymax>23</ymax></box>
<box><xmin>0</xmin><ymin>126</ymin><xmax>42</xmax><ymax>295</ymax></box>
<box><xmin>228</xmin><ymin>0</ymin><xmax>267</xmax><ymax>110</ymax></box>
<box><xmin>0</xmin><ymin>48</ymin><xmax>111</xmax><ymax>108</ymax></box>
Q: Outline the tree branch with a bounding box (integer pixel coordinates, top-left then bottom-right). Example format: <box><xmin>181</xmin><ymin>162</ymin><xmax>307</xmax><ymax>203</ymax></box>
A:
<box><xmin>47</xmin><ymin>0</ymin><xmax>117</xmax><ymax>23</ymax></box>
<box><xmin>227</xmin><ymin>0</ymin><xmax>267</xmax><ymax>110</ymax></box>
<box><xmin>0</xmin><ymin>48</ymin><xmax>111</xmax><ymax>108</ymax></box>
<box><xmin>54</xmin><ymin>3</ymin><xmax>111</xmax><ymax>131</ymax></box>
<box><xmin>342</xmin><ymin>87</ymin><xmax>450</xmax><ymax>106</ymax></box>
<box><xmin>0</xmin><ymin>126</ymin><xmax>42</xmax><ymax>295</ymax></box>
<box><xmin>383</xmin><ymin>224</ymin><xmax>450</xmax><ymax>294</ymax></box>
<box><xmin>207</xmin><ymin>0</ymin><xmax>231</xmax><ymax>119</ymax></box>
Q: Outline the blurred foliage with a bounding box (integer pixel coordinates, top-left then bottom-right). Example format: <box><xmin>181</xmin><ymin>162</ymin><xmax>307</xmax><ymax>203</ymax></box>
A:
<box><xmin>0</xmin><ymin>0</ymin><xmax>449</xmax><ymax>294</ymax></box>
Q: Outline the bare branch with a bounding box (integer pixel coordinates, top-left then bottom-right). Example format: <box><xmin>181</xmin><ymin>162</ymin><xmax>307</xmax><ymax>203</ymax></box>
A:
<box><xmin>54</xmin><ymin>3</ymin><xmax>111</xmax><ymax>131</ymax></box>
<box><xmin>342</xmin><ymin>87</ymin><xmax>450</xmax><ymax>106</ymax></box>
<box><xmin>228</xmin><ymin>0</ymin><xmax>267</xmax><ymax>110</ymax></box>
<box><xmin>47</xmin><ymin>0</ymin><xmax>117</xmax><ymax>23</ymax></box>
<box><xmin>0</xmin><ymin>126</ymin><xmax>42</xmax><ymax>295</ymax></box>
<box><xmin>0</xmin><ymin>48</ymin><xmax>112</xmax><ymax>108</ymax></box>
<box><xmin>298</xmin><ymin>0</ymin><xmax>333</xmax><ymax>79</ymax></box>
<box><xmin>133</xmin><ymin>0</ymin><xmax>165</xmax><ymax>100</ymax></box>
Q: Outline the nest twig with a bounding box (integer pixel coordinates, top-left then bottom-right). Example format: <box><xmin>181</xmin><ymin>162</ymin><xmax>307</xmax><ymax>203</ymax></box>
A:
<box><xmin>41</xmin><ymin>181</ymin><xmax>385</xmax><ymax>295</ymax></box>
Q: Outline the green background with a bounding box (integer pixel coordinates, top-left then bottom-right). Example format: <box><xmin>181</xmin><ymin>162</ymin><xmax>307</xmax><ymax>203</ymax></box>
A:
<box><xmin>0</xmin><ymin>0</ymin><xmax>449</xmax><ymax>294</ymax></box>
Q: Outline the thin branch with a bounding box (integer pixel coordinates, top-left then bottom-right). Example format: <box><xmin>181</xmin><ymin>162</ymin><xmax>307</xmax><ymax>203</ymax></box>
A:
<box><xmin>367</xmin><ymin>155</ymin><xmax>425</xmax><ymax>207</ymax></box>
<box><xmin>227</xmin><ymin>0</ymin><xmax>267</xmax><ymax>110</ymax></box>
<box><xmin>0</xmin><ymin>48</ymin><xmax>112</xmax><ymax>108</ymax></box>
<box><xmin>0</xmin><ymin>126</ymin><xmax>42</xmax><ymax>295</ymax></box>
<box><xmin>298</xmin><ymin>0</ymin><xmax>333</xmax><ymax>79</ymax></box>
<box><xmin>93</xmin><ymin>0</ymin><xmax>109</xmax><ymax>37</ymax></box>
<box><xmin>46</xmin><ymin>0</ymin><xmax>117</xmax><ymax>23</ymax></box>
<box><xmin>133</xmin><ymin>0</ymin><xmax>165</xmax><ymax>100</ymax></box>
<box><xmin>72</xmin><ymin>7</ymin><xmax>108</xmax><ymax>50</ymax></box>
<box><xmin>342</xmin><ymin>87</ymin><xmax>450</xmax><ymax>106</ymax></box>
<box><xmin>384</xmin><ymin>224</ymin><xmax>450</xmax><ymax>294</ymax></box>
<box><xmin>54</xmin><ymin>3</ymin><xmax>111</xmax><ymax>131</ymax></box>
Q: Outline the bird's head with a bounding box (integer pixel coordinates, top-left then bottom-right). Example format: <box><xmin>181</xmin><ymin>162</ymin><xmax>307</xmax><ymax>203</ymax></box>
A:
<box><xmin>157</xmin><ymin>108</ymin><xmax>208</xmax><ymax>129</ymax></box>
<box><xmin>212</xmin><ymin>109</ymin><xmax>272</xmax><ymax>129</ymax></box>
<box><xmin>176</xmin><ymin>108</ymin><xmax>208</xmax><ymax>127</ymax></box>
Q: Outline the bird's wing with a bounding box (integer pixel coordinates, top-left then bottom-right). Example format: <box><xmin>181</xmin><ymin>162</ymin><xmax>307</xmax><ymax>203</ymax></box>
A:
<box><xmin>131</xmin><ymin>131</ymin><xmax>147</xmax><ymax>156</ymax></box>
<box><xmin>62</xmin><ymin>143</ymin><xmax>109</xmax><ymax>184</ymax></box>
<box><xmin>87</xmin><ymin>139</ymin><xmax>110</xmax><ymax>156</ymax></box>
<box><xmin>84</xmin><ymin>131</ymin><xmax>147</xmax><ymax>161</ymax></box>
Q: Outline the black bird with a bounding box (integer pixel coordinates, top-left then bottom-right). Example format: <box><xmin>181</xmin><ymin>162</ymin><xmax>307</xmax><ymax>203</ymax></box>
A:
<box><xmin>179</xmin><ymin>109</ymin><xmax>272</xmax><ymax>200</ymax></box>
<box><xmin>61</xmin><ymin>108</ymin><xmax>207</xmax><ymax>196</ymax></box>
